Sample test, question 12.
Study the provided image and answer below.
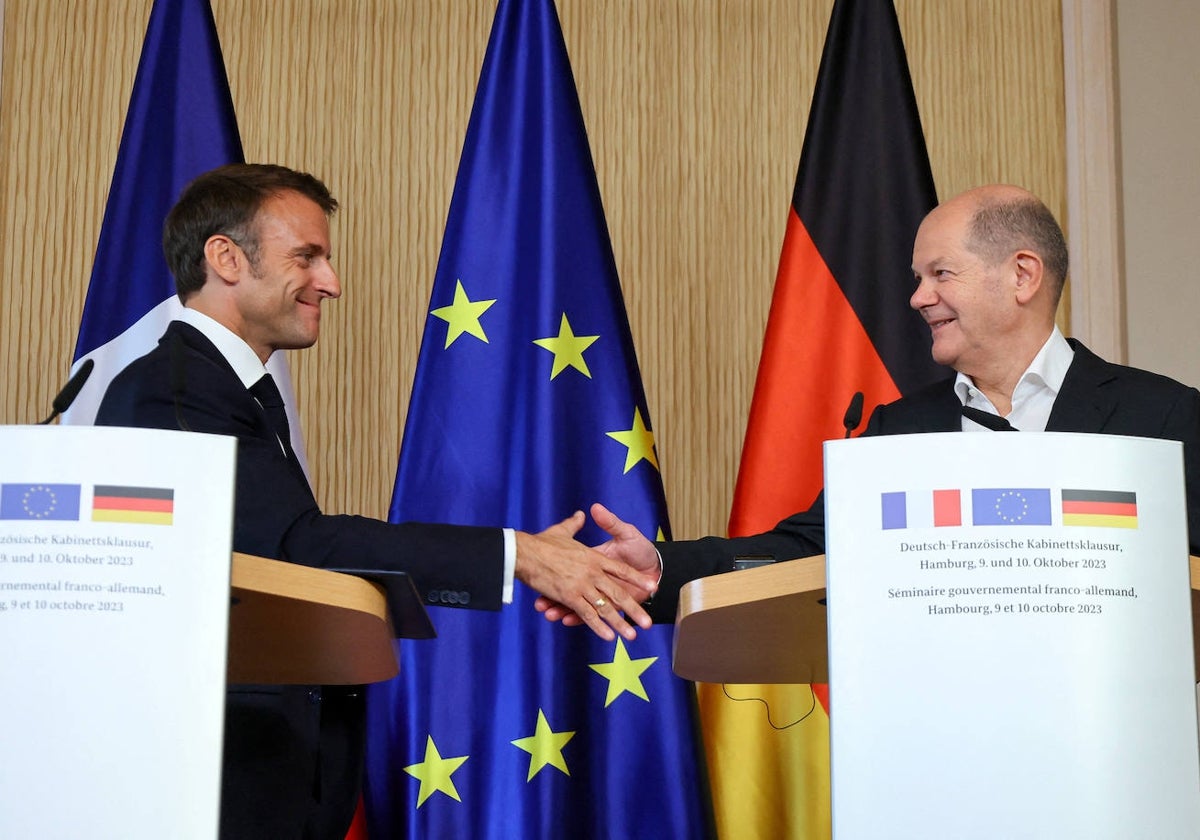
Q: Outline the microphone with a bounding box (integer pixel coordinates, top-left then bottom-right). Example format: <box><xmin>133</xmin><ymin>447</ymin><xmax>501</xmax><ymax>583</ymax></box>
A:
<box><xmin>842</xmin><ymin>391</ymin><xmax>864</xmax><ymax>438</ymax></box>
<box><xmin>169</xmin><ymin>331</ymin><xmax>192</xmax><ymax>432</ymax></box>
<box><xmin>962</xmin><ymin>405</ymin><xmax>1017</xmax><ymax>431</ymax></box>
<box><xmin>39</xmin><ymin>359</ymin><xmax>94</xmax><ymax>424</ymax></box>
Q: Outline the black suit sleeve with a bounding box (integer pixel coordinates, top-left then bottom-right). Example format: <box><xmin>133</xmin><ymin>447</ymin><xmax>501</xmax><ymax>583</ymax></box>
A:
<box><xmin>1054</xmin><ymin>344</ymin><xmax>1200</xmax><ymax>556</ymax></box>
<box><xmin>648</xmin><ymin>494</ymin><xmax>825</xmax><ymax>624</ymax></box>
<box><xmin>95</xmin><ymin>328</ymin><xmax>505</xmax><ymax>610</ymax></box>
<box><xmin>646</xmin><ymin>384</ymin><xmax>958</xmax><ymax>623</ymax></box>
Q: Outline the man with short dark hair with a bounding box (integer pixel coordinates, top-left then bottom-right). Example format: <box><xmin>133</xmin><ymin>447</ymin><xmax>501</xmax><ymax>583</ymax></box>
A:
<box><xmin>537</xmin><ymin>184</ymin><xmax>1200</xmax><ymax>625</ymax></box>
<box><xmin>96</xmin><ymin>163</ymin><xmax>657</xmax><ymax>838</ymax></box>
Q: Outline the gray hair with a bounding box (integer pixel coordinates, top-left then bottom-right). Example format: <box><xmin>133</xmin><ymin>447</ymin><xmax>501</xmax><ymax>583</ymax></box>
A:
<box><xmin>967</xmin><ymin>195</ymin><xmax>1069</xmax><ymax>300</ymax></box>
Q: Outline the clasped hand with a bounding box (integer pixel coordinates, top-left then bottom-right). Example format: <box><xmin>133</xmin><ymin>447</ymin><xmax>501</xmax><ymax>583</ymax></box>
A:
<box><xmin>525</xmin><ymin>503</ymin><xmax>660</xmax><ymax>638</ymax></box>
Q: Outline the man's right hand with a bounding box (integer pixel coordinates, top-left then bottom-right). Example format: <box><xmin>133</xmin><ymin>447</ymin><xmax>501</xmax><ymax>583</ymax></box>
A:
<box><xmin>514</xmin><ymin>508</ymin><xmax>658</xmax><ymax>642</ymax></box>
<box><xmin>533</xmin><ymin>502</ymin><xmax>661</xmax><ymax>629</ymax></box>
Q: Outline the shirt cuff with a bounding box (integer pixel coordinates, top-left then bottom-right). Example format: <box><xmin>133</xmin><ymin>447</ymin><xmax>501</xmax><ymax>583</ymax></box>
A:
<box><xmin>502</xmin><ymin>527</ymin><xmax>516</xmax><ymax>604</ymax></box>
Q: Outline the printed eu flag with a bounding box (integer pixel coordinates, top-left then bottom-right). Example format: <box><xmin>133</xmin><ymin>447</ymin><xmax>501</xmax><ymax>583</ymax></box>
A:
<box><xmin>362</xmin><ymin>1</ymin><xmax>707</xmax><ymax>838</ymax></box>
<box><xmin>0</xmin><ymin>484</ymin><xmax>81</xmax><ymax>522</ymax></box>
<box><xmin>972</xmin><ymin>488</ymin><xmax>1053</xmax><ymax>526</ymax></box>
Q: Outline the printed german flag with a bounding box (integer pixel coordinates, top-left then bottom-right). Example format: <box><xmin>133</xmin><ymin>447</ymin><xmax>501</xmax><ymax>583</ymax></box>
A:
<box><xmin>1061</xmin><ymin>489</ymin><xmax>1138</xmax><ymax>529</ymax></box>
<box><xmin>92</xmin><ymin>485</ymin><xmax>174</xmax><ymax>526</ymax></box>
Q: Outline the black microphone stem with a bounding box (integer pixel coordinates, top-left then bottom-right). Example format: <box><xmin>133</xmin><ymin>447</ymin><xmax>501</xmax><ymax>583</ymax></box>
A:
<box><xmin>38</xmin><ymin>358</ymin><xmax>95</xmax><ymax>424</ymax></box>
<box><xmin>961</xmin><ymin>405</ymin><xmax>1017</xmax><ymax>431</ymax></box>
<box><xmin>843</xmin><ymin>391</ymin><xmax>865</xmax><ymax>439</ymax></box>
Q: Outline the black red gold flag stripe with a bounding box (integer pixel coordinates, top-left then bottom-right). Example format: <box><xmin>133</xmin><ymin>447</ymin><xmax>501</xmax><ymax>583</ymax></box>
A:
<box><xmin>729</xmin><ymin>0</ymin><xmax>944</xmax><ymax>540</ymax></box>
<box><xmin>1062</xmin><ymin>489</ymin><xmax>1138</xmax><ymax>528</ymax></box>
<box><xmin>92</xmin><ymin>485</ymin><xmax>174</xmax><ymax>526</ymax></box>
<box><xmin>712</xmin><ymin>2</ymin><xmax>944</xmax><ymax>838</ymax></box>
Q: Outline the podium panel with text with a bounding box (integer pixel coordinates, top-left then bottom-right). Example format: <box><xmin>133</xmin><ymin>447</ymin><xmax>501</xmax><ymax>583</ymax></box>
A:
<box><xmin>824</xmin><ymin>432</ymin><xmax>1200</xmax><ymax>839</ymax></box>
<box><xmin>0</xmin><ymin>426</ymin><xmax>235</xmax><ymax>839</ymax></box>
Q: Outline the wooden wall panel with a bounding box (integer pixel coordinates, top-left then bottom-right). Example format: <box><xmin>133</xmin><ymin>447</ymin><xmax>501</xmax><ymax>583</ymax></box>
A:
<box><xmin>0</xmin><ymin>0</ymin><xmax>1064</xmax><ymax>541</ymax></box>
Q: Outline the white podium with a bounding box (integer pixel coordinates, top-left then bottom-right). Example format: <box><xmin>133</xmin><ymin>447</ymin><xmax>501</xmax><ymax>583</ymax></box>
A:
<box><xmin>0</xmin><ymin>425</ymin><xmax>431</xmax><ymax>838</ymax></box>
<box><xmin>0</xmin><ymin>426</ymin><xmax>236</xmax><ymax>839</ymax></box>
<box><xmin>822</xmin><ymin>432</ymin><xmax>1200</xmax><ymax>838</ymax></box>
<box><xmin>673</xmin><ymin>431</ymin><xmax>1200</xmax><ymax>838</ymax></box>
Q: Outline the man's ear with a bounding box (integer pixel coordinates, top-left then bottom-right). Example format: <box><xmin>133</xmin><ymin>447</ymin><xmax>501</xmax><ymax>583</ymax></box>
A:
<box><xmin>203</xmin><ymin>234</ymin><xmax>244</xmax><ymax>286</ymax></box>
<box><xmin>1012</xmin><ymin>249</ymin><xmax>1044</xmax><ymax>305</ymax></box>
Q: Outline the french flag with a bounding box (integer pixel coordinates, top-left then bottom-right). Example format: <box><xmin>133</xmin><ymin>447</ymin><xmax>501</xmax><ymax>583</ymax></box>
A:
<box><xmin>63</xmin><ymin>0</ymin><xmax>305</xmax><ymax>468</ymax></box>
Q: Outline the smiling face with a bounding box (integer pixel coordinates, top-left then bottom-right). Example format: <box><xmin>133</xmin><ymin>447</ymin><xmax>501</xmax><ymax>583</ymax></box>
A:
<box><xmin>909</xmin><ymin>196</ymin><xmax>1020</xmax><ymax>379</ymax></box>
<box><xmin>229</xmin><ymin>190</ymin><xmax>341</xmax><ymax>361</ymax></box>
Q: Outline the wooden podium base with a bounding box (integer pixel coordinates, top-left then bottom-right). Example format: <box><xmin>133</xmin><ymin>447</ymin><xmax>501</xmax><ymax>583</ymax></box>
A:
<box><xmin>228</xmin><ymin>553</ymin><xmax>400</xmax><ymax>685</ymax></box>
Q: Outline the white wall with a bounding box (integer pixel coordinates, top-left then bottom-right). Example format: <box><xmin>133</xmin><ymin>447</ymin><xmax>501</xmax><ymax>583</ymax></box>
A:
<box><xmin>1116</xmin><ymin>0</ymin><xmax>1200</xmax><ymax>388</ymax></box>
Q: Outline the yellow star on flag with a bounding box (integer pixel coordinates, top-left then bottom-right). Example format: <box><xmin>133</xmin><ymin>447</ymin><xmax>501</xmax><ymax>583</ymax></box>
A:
<box><xmin>605</xmin><ymin>406</ymin><xmax>659</xmax><ymax>474</ymax></box>
<box><xmin>511</xmin><ymin>709</ymin><xmax>576</xmax><ymax>781</ymax></box>
<box><xmin>532</xmin><ymin>313</ymin><xmax>600</xmax><ymax>379</ymax></box>
<box><xmin>589</xmin><ymin>638</ymin><xmax>658</xmax><ymax>707</ymax></box>
<box><xmin>403</xmin><ymin>735</ymin><xmax>469</xmax><ymax>806</ymax></box>
<box><xmin>431</xmin><ymin>279</ymin><xmax>497</xmax><ymax>348</ymax></box>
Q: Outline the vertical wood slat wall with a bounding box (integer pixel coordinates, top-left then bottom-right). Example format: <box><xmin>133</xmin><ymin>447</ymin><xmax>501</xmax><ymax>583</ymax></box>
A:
<box><xmin>0</xmin><ymin>0</ymin><xmax>1064</xmax><ymax>541</ymax></box>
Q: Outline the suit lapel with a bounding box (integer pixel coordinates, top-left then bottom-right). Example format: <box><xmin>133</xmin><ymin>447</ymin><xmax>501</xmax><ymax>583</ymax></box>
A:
<box><xmin>926</xmin><ymin>382</ymin><xmax>965</xmax><ymax>431</ymax></box>
<box><xmin>1046</xmin><ymin>339</ymin><xmax>1120</xmax><ymax>432</ymax></box>
<box><xmin>167</xmin><ymin>321</ymin><xmax>315</xmax><ymax>494</ymax></box>
<box><xmin>167</xmin><ymin>320</ymin><xmax>239</xmax><ymax>377</ymax></box>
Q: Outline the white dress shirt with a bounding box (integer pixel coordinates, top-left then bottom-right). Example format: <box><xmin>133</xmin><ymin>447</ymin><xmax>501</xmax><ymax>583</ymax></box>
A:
<box><xmin>954</xmin><ymin>326</ymin><xmax>1074</xmax><ymax>433</ymax></box>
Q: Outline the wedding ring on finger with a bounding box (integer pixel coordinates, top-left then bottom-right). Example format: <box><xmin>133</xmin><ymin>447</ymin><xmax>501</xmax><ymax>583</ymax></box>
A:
<box><xmin>594</xmin><ymin>596</ymin><xmax>608</xmax><ymax>609</ymax></box>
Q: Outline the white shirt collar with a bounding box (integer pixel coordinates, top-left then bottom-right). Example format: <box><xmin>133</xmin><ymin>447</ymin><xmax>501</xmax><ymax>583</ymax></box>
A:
<box><xmin>953</xmin><ymin>326</ymin><xmax>1073</xmax><ymax>407</ymax></box>
<box><xmin>952</xmin><ymin>327</ymin><xmax>1074</xmax><ymax>432</ymax></box>
<box><xmin>1020</xmin><ymin>325</ymin><xmax>1074</xmax><ymax>395</ymax></box>
<box><xmin>176</xmin><ymin>308</ymin><xmax>269</xmax><ymax>389</ymax></box>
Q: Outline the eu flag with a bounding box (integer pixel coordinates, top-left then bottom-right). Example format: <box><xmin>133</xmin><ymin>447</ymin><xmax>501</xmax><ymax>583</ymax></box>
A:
<box><xmin>362</xmin><ymin>1</ymin><xmax>707</xmax><ymax>837</ymax></box>
<box><xmin>971</xmin><ymin>488</ymin><xmax>1053</xmax><ymax>526</ymax></box>
<box><xmin>0</xmin><ymin>484</ymin><xmax>81</xmax><ymax>521</ymax></box>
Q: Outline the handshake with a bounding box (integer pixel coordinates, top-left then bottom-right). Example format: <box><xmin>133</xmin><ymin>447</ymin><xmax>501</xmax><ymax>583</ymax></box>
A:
<box><xmin>514</xmin><ymin>503</ymin><xmax>660</xmax><ymax>641</ymax></box>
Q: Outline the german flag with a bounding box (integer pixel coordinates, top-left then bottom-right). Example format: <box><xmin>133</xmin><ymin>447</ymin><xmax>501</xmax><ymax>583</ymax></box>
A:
<box><xmin>1062</xmin><ymin>489</ymin><xmax>1138</xmax><ymax>529</ymax></box>
<box><xmin>727</xmin><ymin>1</ymin><xmax>942</xmax><ymax>539</ymax></box>
<box><xmin>705</xmin><ymin>1</ymin><xmax>946</xmax><ymax>837</ymax></box>
<box><xmin>92</xmin><ymin>485</ymin><xmax>174</xmax><ymax>526</ymax></box>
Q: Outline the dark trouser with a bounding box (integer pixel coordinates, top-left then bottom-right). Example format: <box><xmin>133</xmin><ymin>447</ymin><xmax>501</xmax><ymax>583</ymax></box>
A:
<box><xmin>219</xmin><ymin>684</ymin><xmax>366</xmax><ymax>840</ymax></box>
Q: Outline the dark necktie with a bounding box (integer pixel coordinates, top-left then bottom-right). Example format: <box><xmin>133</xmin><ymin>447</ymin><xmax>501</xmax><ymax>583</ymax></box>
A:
<box><xmin>250</xmin><ymin>374</ymin><xmax>294</xmax><ymax>459</ymax></box>
<box><xmin>962</xmin><ymin>405</ymin><xmax>1017</xmax><ymax>431</ymax></box>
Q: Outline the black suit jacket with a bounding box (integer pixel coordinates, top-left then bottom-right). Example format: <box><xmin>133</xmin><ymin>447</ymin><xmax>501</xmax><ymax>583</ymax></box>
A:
<box><xmin>96</xmin><ymin>320</ymin><xmax>506</xmax><ymax>839</ymax></box>
<box><xmin>651</xmin><ymin>340</ymin><xmax>1200</xmax><ymax>623</ymax></box>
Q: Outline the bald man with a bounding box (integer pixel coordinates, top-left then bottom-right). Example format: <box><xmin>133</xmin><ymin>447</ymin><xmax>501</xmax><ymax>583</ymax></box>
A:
<box><xmin>538</xmin><ymin>184</ymin><xmax>1200</xmax><ymax>625</ymax></box>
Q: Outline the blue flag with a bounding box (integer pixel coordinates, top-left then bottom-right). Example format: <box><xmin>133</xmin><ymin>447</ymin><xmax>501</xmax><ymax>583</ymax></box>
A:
<box><xmin>64</xmin><ymin>0</ymin><xmax>240</xmax><ymax>424</ymax></box>
<box><xmin>363</xmin><ymin>1</ymin><xmax>707</xmax><ymax>837</ymax></box>
<box><xmin>0</xmin><ymin>484</ymin><xmax>82</xmax><ymax>522</ymax></box>
<box><xmin>971</xmin><ymin>488</ymin><xmax>1053</xmax><ymax>526</ymax></box>
<box><xmin>63</xmin><ymin>0</ymin><xmax>303</xmax><ymax>453</ymax></box>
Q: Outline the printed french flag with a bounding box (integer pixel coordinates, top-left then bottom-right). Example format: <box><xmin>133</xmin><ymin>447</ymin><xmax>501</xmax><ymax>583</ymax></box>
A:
<box><xmin>882</xmin><ymin>489</ymin><xmax>963</xmax><ymax>530</ymax></box>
